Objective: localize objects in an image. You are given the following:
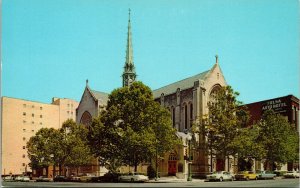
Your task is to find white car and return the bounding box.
[284,171,299,178]
[206,171,234,182]
[118,172,149,182]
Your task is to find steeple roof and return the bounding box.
[124,8,135,72]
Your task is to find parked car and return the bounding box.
[53,175,67,182]
[66,176,81,182]
[256,170,276,180]
[14,176,23,181]
[99,172,122,182]
[36,176,53,182]
[3,175,14,181]
[15,176,30,181]
[235,171,258,181]
[21,176,30,182]
[206,171,234,182]
[284,171,300,178]
[79,173,96,182]
[118,172,149,182]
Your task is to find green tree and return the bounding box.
[61,119,92,176]
[88,81,180,172]
[256,110,299,170]
[27,120,92,176]
[27,128,62,176]
[206,85,249,170]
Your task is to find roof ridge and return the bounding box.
[153,70,210,91]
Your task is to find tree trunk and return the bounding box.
[59,164,61,175]
[53,165,56,177]
[134,163,138,172]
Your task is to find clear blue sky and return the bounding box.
[2,0,299,104]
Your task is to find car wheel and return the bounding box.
[219,177,223,182]
[255,176,258,180]
[246,177,249,181]
[131,178,134,182]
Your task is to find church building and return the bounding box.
[76,10,232,178]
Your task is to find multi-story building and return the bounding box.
[244,95,299,171]
[1,96,79,175]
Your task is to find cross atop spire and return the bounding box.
[122,9,136,87]
[128,8,131,22]
[215,54,219,64]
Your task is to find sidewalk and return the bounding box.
[148,176,205,183]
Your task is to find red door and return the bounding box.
[168,161,177,176]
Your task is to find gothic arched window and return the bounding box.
[80,111,92,127]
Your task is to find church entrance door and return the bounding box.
[168,161,177,176]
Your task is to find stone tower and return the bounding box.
[122,9,136,87]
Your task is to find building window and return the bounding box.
[67,111,69,114]
[40,115,42,118]
[39,122,42,125]
[23,129,26,132]
[40,106,43,110]
[23,120,26,124]
[23,112,26,116]
[32,130,34,133]
[32,113,34,117]
[23,146,26,149]
[23,104,26,108]
[23,137,26,141]
[190,103,193,127]
[22,154,26,158]
[184,104,188,129]
[71,112,73,115]
[32,105,35,108]
[22,163,26,167]
[32,121,34,124]
[172,107,175,128]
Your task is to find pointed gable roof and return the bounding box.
[152,70,210,98]
[90,89,109,104]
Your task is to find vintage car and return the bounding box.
[206,171,234,182]
[235,171,258,181]
[118,172,149,182]
[256,170,276,180]
[284,171,300,178]
[36,176,53,182]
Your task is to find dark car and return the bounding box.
[53,175,67,182]
[99,172,122,182]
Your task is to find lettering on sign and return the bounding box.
[262,99,287,113]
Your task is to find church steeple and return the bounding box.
[122,8,136,87]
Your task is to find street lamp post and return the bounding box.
[155,139,158,181]
[187,134,192,181]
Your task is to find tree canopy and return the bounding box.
[27,119,91,176]
[256,110,299,170]
[88,81,180,172]
[206,85,249,170]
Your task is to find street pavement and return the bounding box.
[1,177,299,187]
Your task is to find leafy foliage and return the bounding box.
[27,119,91,175]
[256,110,299,170]
[206,86,249,168]
[88,81,180,171]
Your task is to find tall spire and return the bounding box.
[122,8,136,87]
